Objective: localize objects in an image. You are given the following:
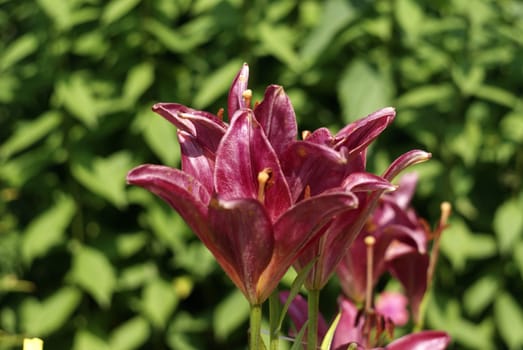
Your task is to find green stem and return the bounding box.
[269,292,280,350]
[307,289,321,350]
[250,304,263,350]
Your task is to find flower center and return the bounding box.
[242,89,252,109]
[257,168,273,203]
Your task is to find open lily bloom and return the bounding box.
[337,173,447,322]
[285,107,432,289]
[127,64,360,305]
[281,293,450,350]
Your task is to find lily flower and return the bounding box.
[283,106,432,290]
[280,293,450,350]
[337,173,451,323]
[127,65,360,305]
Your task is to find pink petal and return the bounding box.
[208,196,274,304]
[126,164,211,241]
[375,291,409,326]
[214,109,292,222]
[228,63,249,118]
[178,131,215,193]
[254,85,298,157]
[386,331,451,350]
[382,150,431,182]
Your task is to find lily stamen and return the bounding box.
[302,130,311,140]
[364,235,376,313]
[257,168,272,203]
[217,108,224,121]
[242,89,253,109]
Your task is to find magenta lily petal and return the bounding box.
[331,298,365,350]
[214,109,292,222]
[208,196,274,302]
[178,131,215,193]
[386,244,429,324]
[254,84,298,157]
[386,331,451,350]
[152,102,227,153]
[282,141,356,201]
[375,291,409,326]
[126,164,211,241]
[382,150,431,181]
[228,62,249,117]
[334,107,396,155]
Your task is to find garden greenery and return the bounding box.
[1,0,522,349]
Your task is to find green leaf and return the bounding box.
[71,151,133,208]
[55,74,99,128]
[338,59,391,122]
[396,84,455,108]
[300,0,356,66]
[276,258,316,334]
[500,112,523,143]
[109,316,150,350]
[192,59,243,109]
[320,312,341,350]
[144,17,214,54]
[69,245,117,308]
[213,289,250,340]
[141,278,178,329]
[21,195,76,266]
[73,329,110,350]
[0,34,39,71]
[0,111,62,160]
[493,198,523,255]
[21,286,82,336]
[133,107,180,166]
[395,0,425,41]
[123,62,155,105]
[117,263,158,291]
[36,0,73,31]
[289,320,308,350]
[473,85,519,108]
[102,0,141,24]
[494,292,523,349]
[514,241,523,280]
[463,275,498,317]
[440,218,496,271]
[258,23,300,70]
[114,232,148,259]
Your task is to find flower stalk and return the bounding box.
[307,288,321,350]
[250,304,263,350]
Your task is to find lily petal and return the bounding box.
[254,85,298,157]
[152,102,227,153]
[228,63,250,118]
[334,107,395,154]
[126,164,211,240]
[258,192,358,302]
[282,141,355,201]
[208,196,274,303]
[386,331,451,350]
[178,131,215,193]
[215,109,292,221]
[382,150,431,181]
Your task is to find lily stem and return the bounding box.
[307,288,321,350]
[269,292,280,350]
[249,304,263,350]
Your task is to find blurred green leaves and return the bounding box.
[1,0,523,349]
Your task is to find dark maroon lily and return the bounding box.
[127,64,359,305]
[283,107,432,290]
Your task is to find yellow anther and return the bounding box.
[302,130,312,140]
[217,108,224,120]
[257,168,272,203]
[242,89,253,108]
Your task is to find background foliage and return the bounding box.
[1,0,522,349]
